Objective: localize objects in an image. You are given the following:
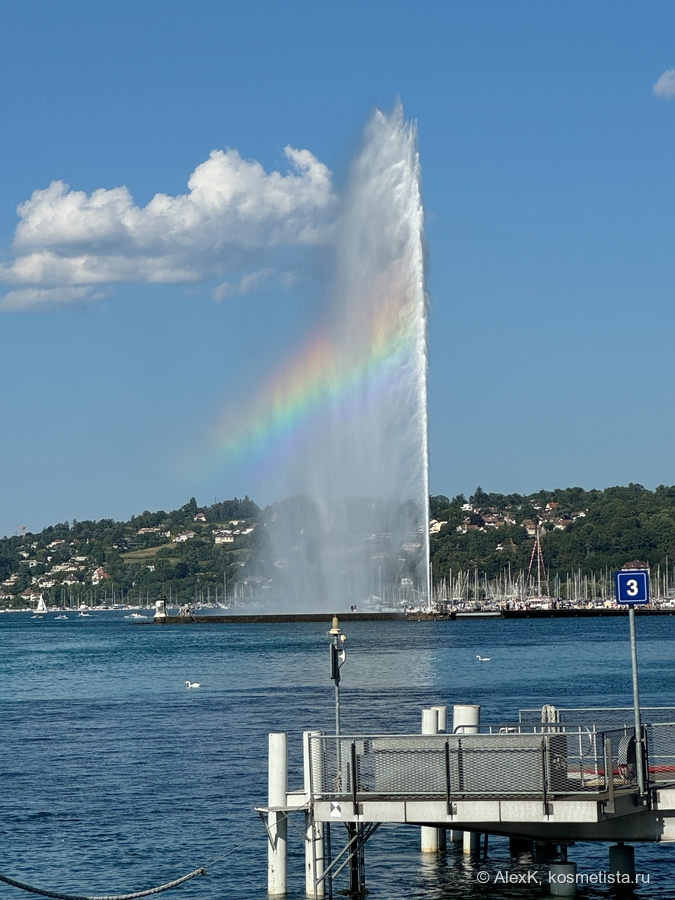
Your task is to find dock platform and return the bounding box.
[261,705,675,896]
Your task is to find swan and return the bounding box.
[185,681,201,689]
[476,655,491,662]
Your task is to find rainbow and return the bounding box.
[211,278,419,473]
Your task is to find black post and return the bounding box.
[351,742,359,815]
[444,740,452,813]
[347,742,365,894]
[324,822,333,900]
[347,822,366,896]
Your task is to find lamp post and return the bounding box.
[328,615,364,894]
[329,616,346,736]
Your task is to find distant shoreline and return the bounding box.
[5,607,673,624]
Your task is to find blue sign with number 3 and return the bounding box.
[615,570,650,605]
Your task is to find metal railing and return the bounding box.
[519,706,675,727]
[308,727,639,803]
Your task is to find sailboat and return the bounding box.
[31,595,47,618]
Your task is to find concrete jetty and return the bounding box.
[152,611,405,624]
[148,597,675,624]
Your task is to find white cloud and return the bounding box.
[0,286,106,312]
[0,146,336,311]
[212,268,273,302]
[653,69,675,99]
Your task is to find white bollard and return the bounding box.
[549,862,577,896]
[452,704,480,734]
[422,707,438,734]
[303,731,324,897]
[431,705,448,733]
[268,732,288,895]
[421,709,439,852]
[451,705,479,849]
[609,843,635,886]
[463,830,480,856]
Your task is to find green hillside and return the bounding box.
[0,496,259,608]
[430,483,675,589]
[2,483,675,608]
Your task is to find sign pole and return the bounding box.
[628,605,645,797]
[615,568,649,800]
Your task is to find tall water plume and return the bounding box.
[257,105,430,610]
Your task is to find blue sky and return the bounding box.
[2,1,675,536]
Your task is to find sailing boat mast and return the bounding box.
[526,523,547,596]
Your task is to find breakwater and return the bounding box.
[409,607,675,620]
[150,608,675,624]
[152,611,405,624]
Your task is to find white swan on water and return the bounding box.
[185,680,201,689]
[476,655,491,662]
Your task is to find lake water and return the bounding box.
[1,612,674,899]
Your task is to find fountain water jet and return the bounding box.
[260,105,430,611]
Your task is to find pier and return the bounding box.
[148,598,675,624]
[260,704,675,896]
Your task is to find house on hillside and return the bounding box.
[482,515,505,529]
[92,567,111,585]
[553,517,573,531]
[429,519,447,534]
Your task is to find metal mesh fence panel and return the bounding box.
[646,723,675,783]
[453,735,545,796]
[307,730,635,800]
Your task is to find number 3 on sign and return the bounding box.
[615,570,650,605]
